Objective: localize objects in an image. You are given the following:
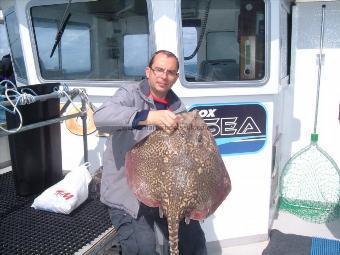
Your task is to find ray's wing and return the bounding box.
[125,131,167,207]
[187,128,232,220]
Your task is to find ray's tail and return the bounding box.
[167,210,180,255]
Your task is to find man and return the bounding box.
[94,50,207,255]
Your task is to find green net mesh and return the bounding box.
[279,140,340,223]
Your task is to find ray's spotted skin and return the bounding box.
[126,110,231,255]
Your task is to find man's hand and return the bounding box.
[139,110,179,133]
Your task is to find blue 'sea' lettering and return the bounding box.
[204,116,261,137]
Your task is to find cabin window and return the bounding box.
[0,24,9,59]
[0,23,10,124]
[30,0,150,81]
[183,27,198,78]
[123,34,149,76]
[181,0,266,84]
[4,10,28,83]
[33,19,91,77]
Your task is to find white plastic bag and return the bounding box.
[31,162,92,214]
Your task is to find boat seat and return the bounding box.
[199,59,239,81]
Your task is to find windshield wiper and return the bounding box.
[50,0,72,58]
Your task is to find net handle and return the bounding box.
[314,5,326,134]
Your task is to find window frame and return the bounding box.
[26,0,155,87]
[177,0,271,88]
[4,8,28,84]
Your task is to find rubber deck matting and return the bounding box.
[263,229,340,255]
[0,171,113,254]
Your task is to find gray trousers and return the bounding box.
[108,205,207,255]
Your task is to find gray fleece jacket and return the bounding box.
[93,79,186,218]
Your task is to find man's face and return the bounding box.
[145,53,179,98]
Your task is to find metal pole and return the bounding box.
[59,89,81,115]
[0,91,61,107]
[1,87,90,163]
[80,92,89,163]
[0,113,80,137]
[313,5,326,134]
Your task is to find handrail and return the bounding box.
[0,88,89,163]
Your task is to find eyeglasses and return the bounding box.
[150,66,178,78]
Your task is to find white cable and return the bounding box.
[0,85,92,134]
[20,93,36,105]
[60,90,84,113]
[0,88,23,133]
[0,79,17,90]
[59,87,92,115]
[54,85,85,113]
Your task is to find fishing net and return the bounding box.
[279,5,340,224]
[280,134,340,223]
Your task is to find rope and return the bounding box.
[0,88,23,133]
[54,84,83,113]
[0,82,93,134]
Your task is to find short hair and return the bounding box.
[148,50,179,71]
